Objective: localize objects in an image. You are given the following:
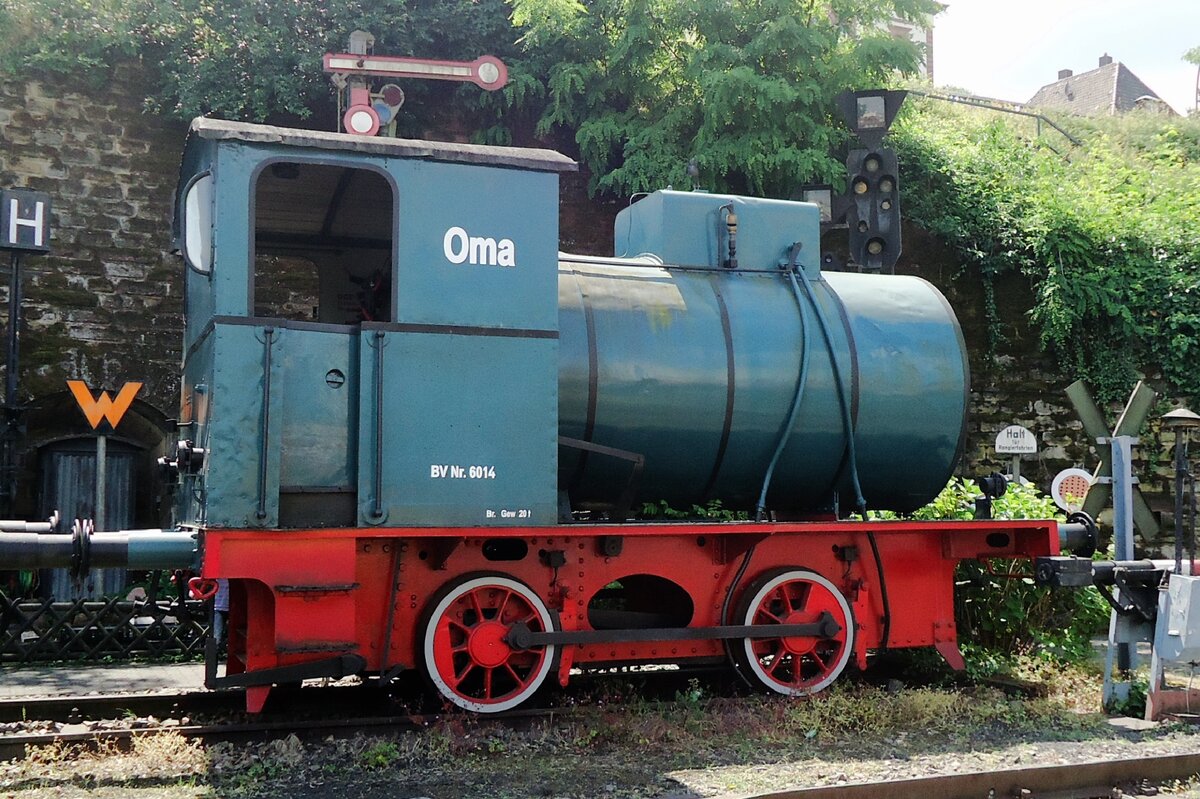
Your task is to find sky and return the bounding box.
[932,0,1200,115]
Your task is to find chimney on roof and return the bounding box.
[1099,53,1113,67]
[1058,69,1073,80]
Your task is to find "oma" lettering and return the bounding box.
[443,226,516,267]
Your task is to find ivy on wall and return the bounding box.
[893,100,1200,402]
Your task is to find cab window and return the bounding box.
[253,162,394,323]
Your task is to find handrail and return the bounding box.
[908,89,1082,150]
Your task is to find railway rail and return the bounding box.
[0,660,736,725]
[0,711,434,761]
[0,682,399,726]
[741,753,1200,798]
[0,693,570,761]
[0,689,239,725]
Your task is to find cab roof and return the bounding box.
[188,117,578,173]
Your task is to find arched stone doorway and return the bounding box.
[16,390,172,599]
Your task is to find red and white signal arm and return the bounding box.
[327,54,508,136]
[1,189,52,252]
[323,53,508,92]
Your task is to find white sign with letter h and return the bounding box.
[0,189,52,252]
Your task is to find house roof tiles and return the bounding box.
[1027,60,1171,116]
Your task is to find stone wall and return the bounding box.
[897,227,1196,555]
[0,66,187,412]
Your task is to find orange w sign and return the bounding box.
[67,381,142,430]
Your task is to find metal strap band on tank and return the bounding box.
[567,269,600,492]
[823,276,863,500]
[926,277,971,495]
[702,278,737,502]
[830,290,860,426]
[255,328,275,521]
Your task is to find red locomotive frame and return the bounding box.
[198,518,1061,712]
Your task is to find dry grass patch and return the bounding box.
[0,732,208,794]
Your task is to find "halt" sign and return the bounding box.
[995,424,1037,454]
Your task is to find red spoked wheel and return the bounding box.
[421,574,557,713]
[732,568,855,696]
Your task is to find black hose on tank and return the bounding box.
[754,247,812,521]
[866,530,892,650]
[784,242,868,515]
[720,543,758,678]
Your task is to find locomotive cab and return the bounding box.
[172,119,574,531]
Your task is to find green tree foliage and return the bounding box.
[0,0,522,126]
[2,0,937,187]
[510,0,939,196]
[894,100,1200,401]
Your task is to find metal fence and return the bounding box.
[0,590,209,663]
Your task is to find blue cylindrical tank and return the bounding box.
[557,257,968,515]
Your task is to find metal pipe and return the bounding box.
[1089,560,1162,586]
[1189,470,1196,578]
[1111,436,1136,561]
[0,528,197,571]
[2,251,22,516]
[256,328,275,520]
[907,89,1081,148]
[0,520,55,533]
[0,532,74,568]
[1174,430,1186,575]
[371,330,385,518]
[6,251,20,411]
[95,434,107,532]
